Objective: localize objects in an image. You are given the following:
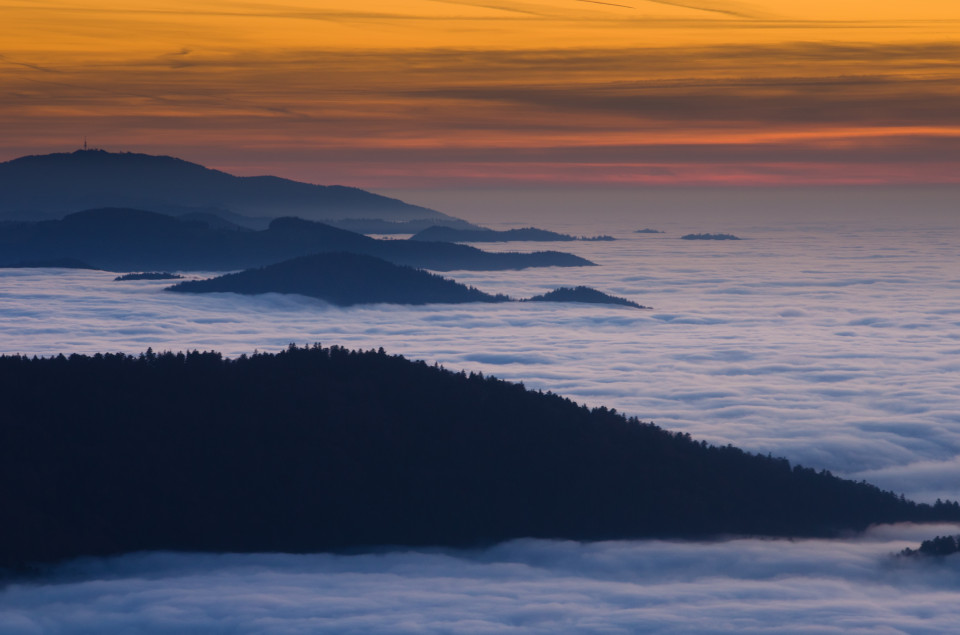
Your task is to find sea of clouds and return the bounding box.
[1,206,958,630]
[3,524,960,633]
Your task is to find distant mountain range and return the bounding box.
[0,208,593,271]
[0,149,463,227]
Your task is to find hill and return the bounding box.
[681,233,741,240]
[524,286,648,309]
[0,208,594,272]
[1,345,957,569]
[0,149,459,226]
[168,253,509,306]
[169,258,644,308]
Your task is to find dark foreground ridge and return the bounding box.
[0,208,593,271]
[2,345,958,570]
[168,253,510,306]
[524,286,648,309]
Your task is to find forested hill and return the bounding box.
[168,253,509,306]
[2,346,957,569]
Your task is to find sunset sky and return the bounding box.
[3,0,960,188]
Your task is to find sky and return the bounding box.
[3,1,960,189]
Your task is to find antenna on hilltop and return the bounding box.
[83,136,88,151]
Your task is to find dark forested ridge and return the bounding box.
[0,208,593,272]
[168,253,509,306]
[0,149,456,225]
[524,286,649,309]
[2,345,957,570]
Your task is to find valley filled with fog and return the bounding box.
[2,206,959,631]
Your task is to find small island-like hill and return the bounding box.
[524,286,649,309]
[167,252,509,306]
[635,228,664,234]
[899,533,960,558]
[114,272,185,281]
[681,233,741,240]
[167,254,645,309]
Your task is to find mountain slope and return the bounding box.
[1,345,957,569]
[0,149,454,224]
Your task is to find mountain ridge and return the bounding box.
[0,149,457,225]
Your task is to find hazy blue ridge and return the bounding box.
[0,208,594,271]
[0,149,456,224]
[1,345,958,571]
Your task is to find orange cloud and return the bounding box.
[2,1,960,186]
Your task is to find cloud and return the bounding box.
[5,42,960,187]
[2,526,960,633]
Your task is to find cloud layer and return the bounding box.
[2,203,960,630]
[3,525,960,633]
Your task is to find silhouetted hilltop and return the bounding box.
[168,257,647,308]
[1,345,957,569]
[635,228,664,234]
[900,533,960,558]
[115,272,184,281]
[411,225,616,243]
[681,233,741,240]
[168,253,509,306]
[0,149,459,225]
[0,208,594,271]
[525,286,648,309]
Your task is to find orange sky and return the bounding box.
[3,0,960,187]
